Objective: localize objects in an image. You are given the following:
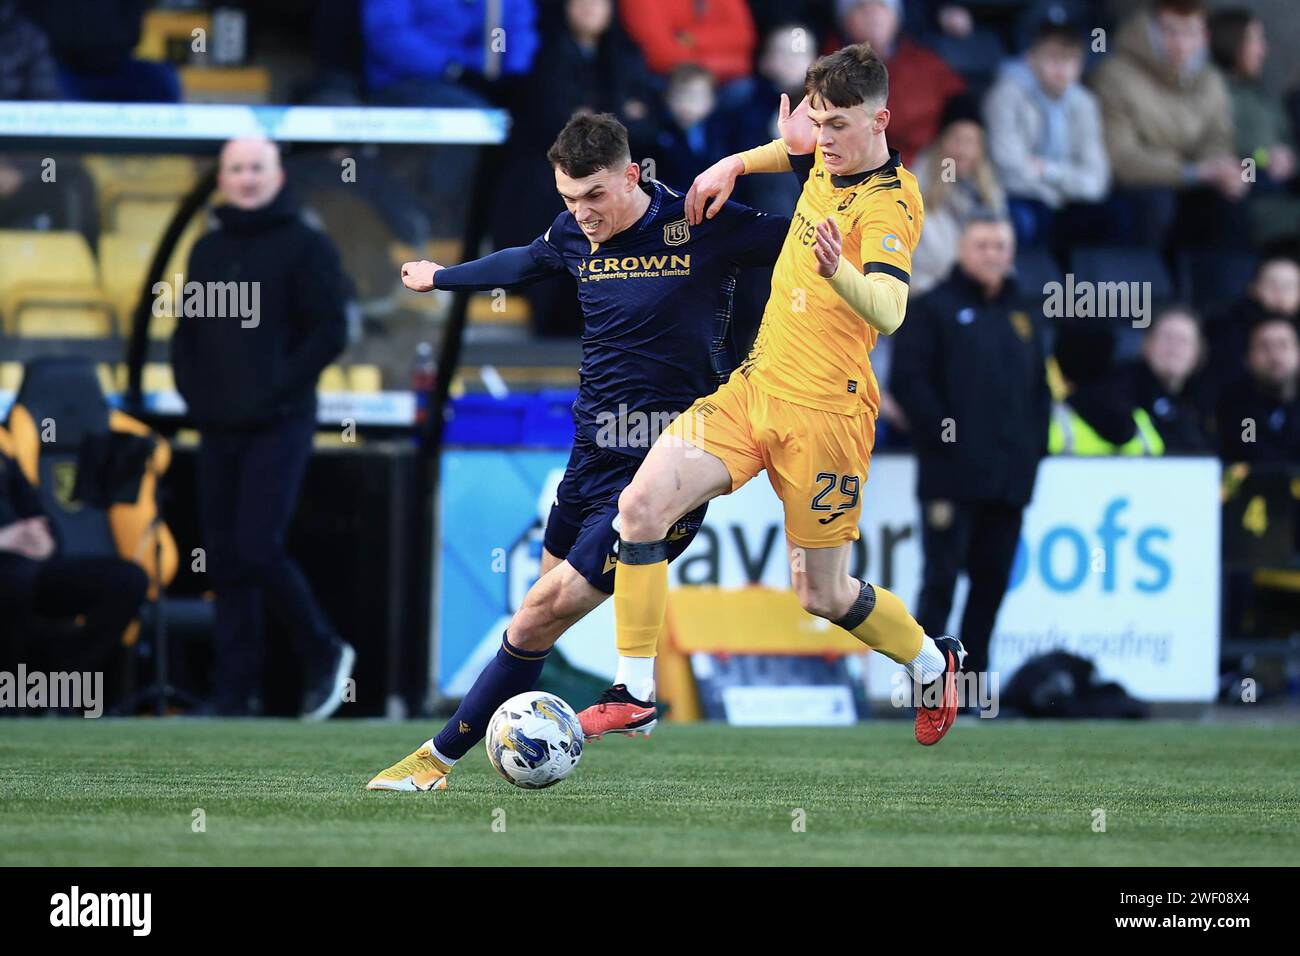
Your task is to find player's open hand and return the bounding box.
[685,155,742,225]
[778,94,817,156]
[401,259,442,293]
[813,217,842,278]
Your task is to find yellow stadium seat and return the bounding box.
[347,365,383,393]
[134,10,211,61]
[141,363,175,392]
[0,362,23,391]
[99,217,207,337]
[0,230,113,337]
[96,363,122,394]
[177,65,272,104]
[389,238,463,268]
[113,198,179,238]
[468,292,530,325]
[11,306,114,337]
[318,365,347,391]
[82,155,199,232]
[98,233,156,331]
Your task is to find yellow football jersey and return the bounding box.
[744,146,924,417]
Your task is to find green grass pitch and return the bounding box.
[1,719,1296,866]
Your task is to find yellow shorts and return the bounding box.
[666,369,875,549]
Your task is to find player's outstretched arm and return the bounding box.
[401,245,557,293]
[685,94,816,225]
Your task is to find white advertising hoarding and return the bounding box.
[440,453,1221,703]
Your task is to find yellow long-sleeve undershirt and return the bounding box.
[826,257,909,335]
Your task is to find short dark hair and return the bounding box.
[1032,20,1084,49]
[1249,313,1299,343]
[1254,254,1300,280]
[963,209,1012,231]
[666,62,713,90]
[1154,0,1205,17]
[804,43,888,110]
[547,112,631,179]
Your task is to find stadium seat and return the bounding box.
[82,155,199,231]
[1068,245,1172,360]
[319,365,348,391]
[0,362,22,392]
[98,234,157,333]
[99,219,204,338]
[0,231,114,337]
[348,365,383,393]
[134,8,211,61]
[1068,245,1175,303]
[1014,246,1064,300]
[141,363,176,393]
[469,293,531,326]
[112,198,180,239]
[96,363,122,395]
[178,65,272,104]
[4,357,177,594]
[1176,248,1259,314]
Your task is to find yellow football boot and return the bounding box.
[366,742,452,792]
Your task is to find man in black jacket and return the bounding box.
[1216,316,1300,463]
[890,215,1050,682]
[171,137,354,718]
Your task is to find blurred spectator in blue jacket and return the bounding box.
[984,20,1110,252]
[19,0,179,102]
[0,0,60,100]
[648,64,728,190]
[362,0,539,235]
[362,0,539,104]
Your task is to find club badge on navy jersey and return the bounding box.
[663,219,690,246]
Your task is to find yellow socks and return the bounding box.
[834,581,924,665]
[613,539,670,660]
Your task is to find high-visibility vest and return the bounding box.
[1047,403,1166,456]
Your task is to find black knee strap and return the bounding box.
[834,580,876,630]
[618,538,669,565]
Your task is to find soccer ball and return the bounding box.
[485,691,584,789]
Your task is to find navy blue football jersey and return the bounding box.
[437,180,789,456]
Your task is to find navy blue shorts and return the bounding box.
[543,434,707,594]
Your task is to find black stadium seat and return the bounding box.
[1068,245,1175,303]
[1176,248,1260,314]
[1014,245,1064,301]
[3,357,177,584]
